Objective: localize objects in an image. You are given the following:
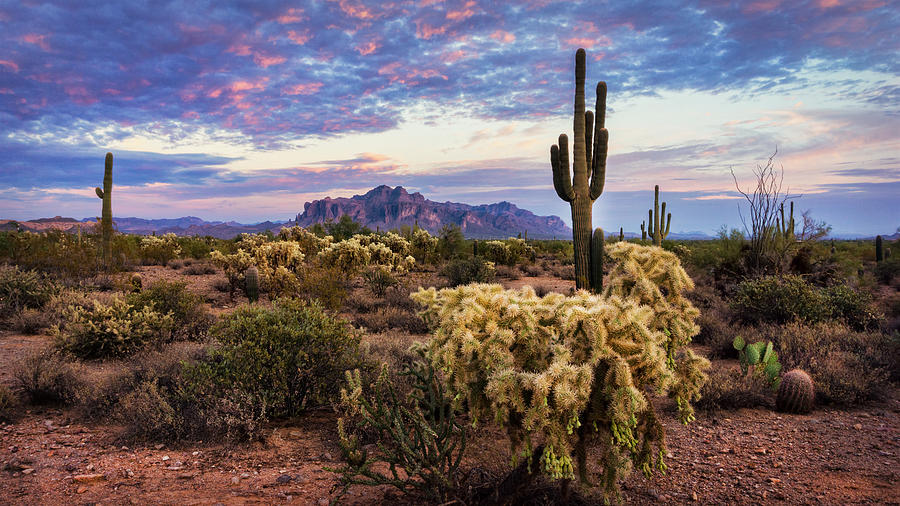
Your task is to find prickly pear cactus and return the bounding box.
[733,337,782,389]
[776,369,814,414]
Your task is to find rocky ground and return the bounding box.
[1,264,898,505]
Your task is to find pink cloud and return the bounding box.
[276,8,305,23]
[64,85,98,105]
[741,0,781,14]
[356,41,379,55]
[0,60,19,72]
[255,55,286,67]
[21,33,51,51]
[284,82,324,95]
[490,30,515,43]
[287,30,311,45]
[227,43,253,56]
[336,0,377,19]
[415,21,446,40]
[446,1,476,21]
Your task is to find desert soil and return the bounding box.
[1,266,898,504]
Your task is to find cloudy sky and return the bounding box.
[1,0,897,235]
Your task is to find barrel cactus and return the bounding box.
[776,369,814,414]
[244,265,259,303]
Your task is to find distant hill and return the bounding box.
[291,185,571,239]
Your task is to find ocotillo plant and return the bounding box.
[640,220,647,242]
[777,201,795,241]
[647,185,671,246]
[550,48,608,291]
[95,152,114,266]
[876,235,883,262]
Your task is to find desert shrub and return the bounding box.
[439,257,496,287]
[295,264,347,310]
[183,262,217,275]
[333,347,466,503]
[522,263,544,277]
[821,284,881,330]
[127,281,213,341]
[731,275,827,325]
[168,259,184,270]
[176,236,215,259]
[0,265,57,318]
[0,230,104,278]
[874,257,900,285]
[9,308,54,334]
[362,266,398,297]
[354,306,428,334]
[773,322,897,405]
[185,298,365,418]
[139,233,182,265]
[117,380,179,440]
[696,366,773,411]
[13,349,86,404]
[0,384,19,422]
[54,296,174,359]
[437,224,466,259]
[731,275,881,329]
[412,243,709,499]
[324,215,372,242]
[495,264,520,280]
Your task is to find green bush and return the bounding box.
[696,366,773,411]
[185,298,365,418]
[439,257,496,287]
[0,265,57,318]
[731,275,881,329]
[54,296,174,359]
[875,257,900,285]
[362,266,398,297]
[127,281,213,341]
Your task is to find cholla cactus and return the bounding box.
[278,226,333,255]
[236,233,270,251]
[253,241,305,295]
[410,228,439,262]
[318,235,415,274]
[140,233,182,265]
[412,242,708,499]
[211,249,255,296]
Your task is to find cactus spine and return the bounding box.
[876,235,883,262]
[777,201,795,241]
[776,369,814,414]
[244,265,259,303]
[550,48,608,292]
[95,152,114,266]
[647,185,671,246]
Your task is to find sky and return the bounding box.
[0,0,898,236]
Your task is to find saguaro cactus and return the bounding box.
[876,235,884,262]
[647,185,671,246]
[640,221,647,242]
[777,201,795,241]
[550,48,608,291]
[618,227,624,242]
[95,152,114,265]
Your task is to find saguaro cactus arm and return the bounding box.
[551,137,575,202]
[590,83,608,200]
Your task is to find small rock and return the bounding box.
[773,461,782,468]
[231,476,241,485]
[276,474,292,484]
[76,486,87,494]
[853,423,862,430]
[161,455,170,462]
[73,473,106,483]
[322,452,333,461]
[317,498,329,506]
[692,492,698,501]
[754,448,767,455]
[176,472,196,480]
[767,477,782,484]
[22,468,35,475]
[295,473,310,484]
[154,443,165,450]
[241,472,251,478]
[192,451,200,456]
[85,464,95,472]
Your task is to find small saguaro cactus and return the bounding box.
[776,369,814,414]
[591,227,604,290]
[876,235,883,262]
[95,152,114,265]
[640,220,647,242]
[550,48,608,292]
[776,201,795,241]
[647,185,671,246]
[619,227,624,242]
[244,265,259,303]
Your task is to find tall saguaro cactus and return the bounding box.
[95,152,114,265]
[551,48,607,291]
[876,235,884,262]
[640,220,647,242]
[777,201,795,241]
[647,185,671,246]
